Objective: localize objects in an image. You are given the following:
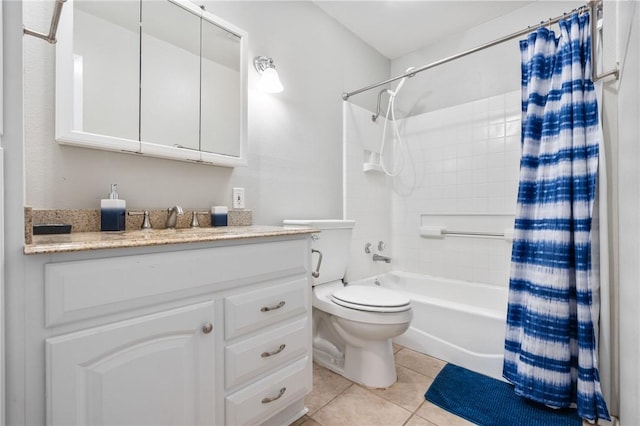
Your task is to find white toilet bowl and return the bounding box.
[312,281,412,388]
[283,219,412,388]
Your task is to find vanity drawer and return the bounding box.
[225,357,311,426]
[225,317,309,389]
[224,278,308,340]
[45,239,308,327]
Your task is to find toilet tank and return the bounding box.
[283,219,355,285]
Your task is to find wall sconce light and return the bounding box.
[254,56,284,93]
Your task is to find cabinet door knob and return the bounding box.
[202,323,213,334]
[260,301,285,312]
[261,344,286,358]
[261,387,286,404]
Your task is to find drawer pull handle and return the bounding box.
[202,323,213,334]
[260,301,285,312]
[261,344,286,358]
[261,387,286,404]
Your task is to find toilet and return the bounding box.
[283,219,412,388]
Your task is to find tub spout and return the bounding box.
[373,254,391,263]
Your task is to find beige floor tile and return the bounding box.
[311,385,412,426]
[404,414,437,426]
[296,416,323,426]
[395,348,446,379]
[366,365,434,412]
[290,414,313,426]
[393,343,403,353]
[305,362,353,415]
[415,401,476,426]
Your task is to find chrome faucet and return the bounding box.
[165,206,184,229]
[373,253,391,263]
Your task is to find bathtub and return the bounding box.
[349,271,508,381]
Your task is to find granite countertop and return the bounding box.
[24,225,317,255]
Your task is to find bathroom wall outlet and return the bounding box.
[232,187,245,209]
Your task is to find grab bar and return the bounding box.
[443,230,505,237]
[420,226,514,241]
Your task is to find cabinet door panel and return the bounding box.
[46,301,215,426]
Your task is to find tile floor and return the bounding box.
[292,344,595,426]
[292,345,474,426]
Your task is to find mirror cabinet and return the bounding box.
[56,0,248,166]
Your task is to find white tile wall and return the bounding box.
[345,90,522,287]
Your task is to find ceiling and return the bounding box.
[314,1,536,59]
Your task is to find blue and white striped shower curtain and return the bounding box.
[502,12,610,422]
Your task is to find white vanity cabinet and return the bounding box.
[28,234,313,426]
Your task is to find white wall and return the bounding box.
[22,1,389,225]
[4,2,26,424]
[0,2,5,421]
[615,1,640,424]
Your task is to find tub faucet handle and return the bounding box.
[365,243,372,254]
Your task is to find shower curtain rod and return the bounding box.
[342,0,618,101]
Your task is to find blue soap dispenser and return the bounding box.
[211,206,228,227]
[101,184,126,231]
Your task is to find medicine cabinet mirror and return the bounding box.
[56,0,247,166]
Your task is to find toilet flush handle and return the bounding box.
[311,249,323,278]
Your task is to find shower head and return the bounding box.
[390,66,416,97]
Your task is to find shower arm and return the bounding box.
[372,89,394,122]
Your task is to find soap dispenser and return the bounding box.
[101,184,126,231]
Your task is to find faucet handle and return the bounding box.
[190,211,209,228]
[128,210,152,229]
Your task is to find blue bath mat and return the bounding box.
[425,364,582,426]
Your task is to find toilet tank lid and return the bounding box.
[283,219,355,229]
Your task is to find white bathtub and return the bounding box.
[349,271,508,380]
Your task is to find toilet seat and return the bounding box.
[331,285,411,313]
